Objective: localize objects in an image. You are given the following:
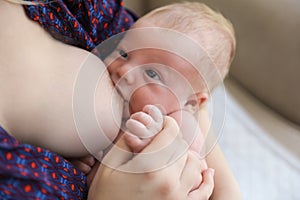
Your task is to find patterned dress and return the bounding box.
[0,126,87,200]
[24,0,136,52]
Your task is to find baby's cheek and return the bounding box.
[128,85,181,115]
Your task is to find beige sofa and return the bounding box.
[124,1,300,199]
[124,0,300,125]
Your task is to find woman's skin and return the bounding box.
[0,1,90,156]
[0,1,123,157]
[198,107,243,200]
[0,1,216,199]
[89,117,215,200]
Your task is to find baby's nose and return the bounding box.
[116,65,135,84]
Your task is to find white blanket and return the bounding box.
[212,78,300,200]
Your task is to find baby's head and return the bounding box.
[105,2,235,117]
[135,2,236,81]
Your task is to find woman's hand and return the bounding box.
[88,117,214,200]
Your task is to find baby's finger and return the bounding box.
[72,160,91,175]
[124,133,151,152]
[142,105,163,134]
[143,105,163,123]
[126,118,153,138]
[130,111,153,126]
[79,155,96,166]
[121,117,186,172]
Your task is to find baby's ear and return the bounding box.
[184,92,209,114]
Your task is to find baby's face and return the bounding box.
[105,45,203,117]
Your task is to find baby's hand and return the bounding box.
[69,155,96,175]
[69,151,103,174]
[124,105,163,152]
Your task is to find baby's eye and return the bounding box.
[119,49,128,59]
[145,69,161,80]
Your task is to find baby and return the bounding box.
[105,1,235,155]
[76,1,235,184]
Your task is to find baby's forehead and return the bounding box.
[157,48,221,91]
[118,28,219,88]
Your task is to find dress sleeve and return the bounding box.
[23,0,135,51]
[0,127,87,200]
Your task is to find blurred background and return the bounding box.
[124,1,300,200]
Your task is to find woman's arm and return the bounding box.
[206,144,242,199]
[198,106,243,200]
[88,116,215,200]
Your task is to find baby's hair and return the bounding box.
[138,1,236,82]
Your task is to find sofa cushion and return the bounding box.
[203,0,300,125]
